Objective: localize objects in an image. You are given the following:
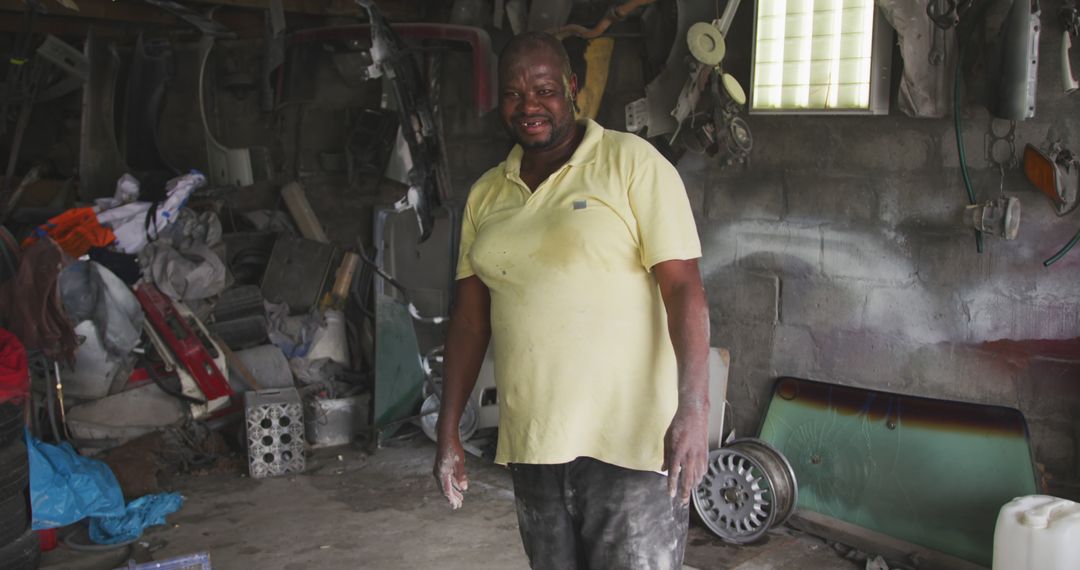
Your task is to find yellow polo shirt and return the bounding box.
[456,119,701,471]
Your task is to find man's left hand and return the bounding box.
[662,402,709,506]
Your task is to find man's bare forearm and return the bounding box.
[654,260,711,412]
[668,287,710,411]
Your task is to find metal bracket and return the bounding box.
[36,35,88,81]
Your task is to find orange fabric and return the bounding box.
[21,207,115,258]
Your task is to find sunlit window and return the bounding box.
[751,0,890,113]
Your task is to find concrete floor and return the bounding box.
[40,438,858,570]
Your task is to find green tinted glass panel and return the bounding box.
[374,294,425,432]
[759,378,1038,566]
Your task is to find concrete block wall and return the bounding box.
[688,57,1080,488]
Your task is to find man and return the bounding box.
[433,31,710,569]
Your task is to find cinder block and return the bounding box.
[783,172,876,225]
[245,388,306,479]
[878,171,965,229]
[710,317,775,372]
[722,364,776,437]
[700,224,738,275]
[770,324,818,378]
[986,252,1039,294]
[821,227,916,283]
[780,278,866,332]
[705,268,779,324]
[915,232,991,287]
[744,117,836,171]
[813,329,917,390]
[1015,358,1080,421]
[939,106,993,169]
[735,221,822,278]
[706,171,784,222]
[900,343,1018,405]
[864,284,966,344]
[1026,420,1076,482]
[830,123,932,172]
[964,295,1080,343]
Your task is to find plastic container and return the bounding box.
[35,528,57,552]
[118,552,212,569]
[993,495,1080,570]
[304,393,369,448]
[306,310,348,366]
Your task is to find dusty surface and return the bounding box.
[40,438,856,570]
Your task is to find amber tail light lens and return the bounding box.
[1024,144,1061,204]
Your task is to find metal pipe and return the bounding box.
[954,43,985,254]
[717,0,742,36]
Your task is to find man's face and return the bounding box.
[498,48,578,151]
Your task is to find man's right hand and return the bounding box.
[433,436,469,509]
[432,276,490,511]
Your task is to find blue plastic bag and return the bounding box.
[27,432,185,544]
[27,431,125,530]
[89,492,185,544]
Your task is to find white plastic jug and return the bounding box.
[993,495,1080,570]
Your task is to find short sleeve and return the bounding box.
[626,146,702,269]
[455,202,477,280]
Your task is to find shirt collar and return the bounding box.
[504,119,603,179]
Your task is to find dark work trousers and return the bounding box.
[509,457,689,570]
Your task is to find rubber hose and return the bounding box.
[953,43,985,254]
[1044,226,1080,266]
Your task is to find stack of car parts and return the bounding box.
[692,437,798,543]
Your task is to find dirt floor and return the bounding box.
[39,437,859,570]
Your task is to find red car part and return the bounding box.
[134,283,233,404]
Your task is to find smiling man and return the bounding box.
[433,32,710,569]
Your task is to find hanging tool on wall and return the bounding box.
[1063,0,1080,93]
[666,0,753,168]
[1023,140,1080,266]
[986,0,1042,120]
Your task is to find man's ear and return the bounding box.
[568,73,579,101]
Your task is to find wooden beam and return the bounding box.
[0,12,141,38]
[183,0,426,20]
[0,0,431,35]
[0,0,177,25]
